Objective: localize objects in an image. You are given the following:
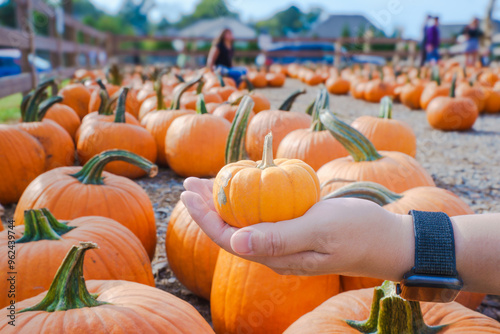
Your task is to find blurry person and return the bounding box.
[463,18,484,66]
[420,15,432,67]
[425,16,440,65]
[207,28,247,84]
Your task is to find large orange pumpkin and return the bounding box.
[165,94,231,177]
[0,125,46,204]
[276,88,348,170]
[245,89,311,161]
[0,208,154,308]
[77,88,157,178]
[323,181,485,310]
[14,150,158,259]
[214,132,320,228]
[0,243,214,333]
[284,281,500,333]
[317,108,435,196]
[400,82,425,110]
[351,96,417,157]
[212,249,341,334]
[455,82,488,113]
[17,82,75,170]
[59,83,91,119]
[44,103,81,138]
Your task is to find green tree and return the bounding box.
[0,0,16,28]
[255,6,322,37]
[341,24,351,38]
[119,0,155,35]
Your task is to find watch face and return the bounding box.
[399,275,463,303]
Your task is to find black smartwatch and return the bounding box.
[396,210,463,302]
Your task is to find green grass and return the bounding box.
[0,94,22,123]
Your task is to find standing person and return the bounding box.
[425,16,440,65]
[207,28,247,85]
[419,15,432,67]
[463,18,484,67]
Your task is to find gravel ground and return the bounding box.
[2,78,499,324]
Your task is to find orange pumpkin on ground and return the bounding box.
[181,80,223,110]
[206,73,238,100]
[455,82,488,113]
[284,281,500,333]
[326,76,350,95]
[245,89,310,161]
[352,96,417,157]
[363,78,394,103]
[138,71,175,121]
[317,108,435,196]
[0,243,214,333]
[77,88,157,178]
[483,88,500,113]
[59,83,91,119]
[14,150,158,260]
[228,77,271,112]
[212,249,340,334]
[166,94,231,177]
[0,208,154,308]
[420,79,451,110]
[0,125,45,204]
[276,89,348,171]
[248,71,268,88]
[266,72,286,87]
[400,82,425,110]
[44,103,81,138]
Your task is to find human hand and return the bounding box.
[181,177,414,281]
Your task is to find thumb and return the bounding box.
[230,218,315,257]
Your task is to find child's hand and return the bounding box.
[181,177,414,281]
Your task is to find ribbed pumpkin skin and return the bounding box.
[484,89,500,113]
[340,186,485,310]
[456,84,487,112]
[166,201,220,300]
[0,126,46,204]
[17,119,75,171]
[166,114,231,177]
[283,287,500,333]
[143,110,195,166]
[351,116,417,157]
[0,216,154,308]
[211,250,341,334]
[59,84,91,119]
[318,151,436,196]
[44,103,81,138]
[0,280,214,334]
[77,122,157,178]
[276,129,349,171]
[214,158,320,228]
[326,77,350,95]
[87,85,140,118]
[13,167,157,259]
[426,97,479,131]
[420,82,450,110]
[400,83,425,110]
[212,104,255,123]
[75,111,140,143]
[245,111,312,161]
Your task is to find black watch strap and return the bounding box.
[408,210,458,277]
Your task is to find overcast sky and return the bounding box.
[89,0,496,38]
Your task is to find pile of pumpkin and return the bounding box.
[1,64,499,333]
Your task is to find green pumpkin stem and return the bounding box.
[19,242,108,313]
[196,80,205,95]
[225,95,254,164]
[305,99,315,116]
[175,73,185,83]
[170,74,203,110]
[22,78,57,122]
[450,73,457,98]
[378,96,393,119]
[323,181,403,205]
[217,72,226,87]
[196,94,208,114]
[346,281,447,334]
[114,88,128,123]
[278,89,306,111]
[70,149,158,185]
[319,108,383,162]
[311,89,329,131]
[155,72,166,111]
[432,66,441,86]
[257,133,276,169]
[241,76,254,92]
[16,209,75,243]
[37,96,63,120]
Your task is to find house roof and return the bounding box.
[176,17,256,40]
[309,14,382,39]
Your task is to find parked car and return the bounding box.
[0,49,52,78]
[264,41,386,66]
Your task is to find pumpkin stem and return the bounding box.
[346,281,447,334]
[241,76,254,92]
[196,94,208,114]
[305,99,315,116]
[175,73,185,83]
[278,89,306,111]
[257,133,276,168]
[170,74,203,110]
[37,96,63,120]
[155,69,168,111]
[70,149,158,185]
[450,73,457,98]
[432,66,441,86]
[114,88,128,123]
[106,63,123,86]
[22,78,57,122]
[378,96,393,119]
[196,80,205,95]
[216,71,226,87]
[225,95,254,164]
[18,242,108,313]
[319,108,383,162]
[311,89,328,132]
[16,209,76,244]
[323,181,403,206]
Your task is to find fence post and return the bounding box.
[16,0,37,92]
[363,30,373,54]
[334,39,343,68]
[408,41,417,67]
[48,14,62,71]
[392,38,404,65]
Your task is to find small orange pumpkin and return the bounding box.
[59,83,91,119]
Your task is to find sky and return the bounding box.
[89,0,496,38]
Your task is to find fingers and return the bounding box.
[183,177,215,210]
[230,217,322,257]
